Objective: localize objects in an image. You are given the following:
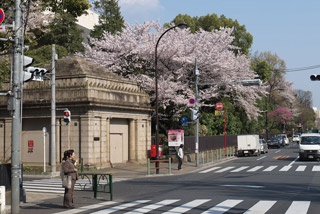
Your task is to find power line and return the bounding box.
[285,64,320,72]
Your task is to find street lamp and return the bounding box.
[155,23,187,174]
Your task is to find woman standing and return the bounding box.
[178,144,184,170]
[63,149,78,209]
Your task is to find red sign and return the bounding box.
[28,140,34,153]
[189,98,195,105]
[0,9,5,25]
[216,102,223,110]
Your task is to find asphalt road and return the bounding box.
[22,142,320,213]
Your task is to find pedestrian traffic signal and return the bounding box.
[64,109,71,125]
[310,74,320,81]
[22,56,34,82]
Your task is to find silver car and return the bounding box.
[259,139,269,154]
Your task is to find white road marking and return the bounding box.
[220,185,264,189]
[215,166,235,173]
[296,165,307,171]
[202,199,243,214]
[247,166,264,172]
[285,201,310,214]
[244,200,277,214]
[257,156,266,161]
[125,199,179,214]
[230,166,250,172]
[275,150,281,153]
[199,167,221,173]
[91,200,149,214]
[263,166,278,172]
[54,201,117,214]
[279,166,292,171]
[288,156,299,166]
[312,166,320,171]
[163,199,210,214]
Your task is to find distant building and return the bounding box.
[76,10,100,43]
[0,56,152,168]
[313,107,320,129]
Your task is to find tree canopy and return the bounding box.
[167,13,253,55]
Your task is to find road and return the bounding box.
[24,142,320,213]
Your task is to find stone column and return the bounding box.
[106,118,110,162]
[129,119,136,161]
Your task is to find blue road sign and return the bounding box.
[181,117,188,124]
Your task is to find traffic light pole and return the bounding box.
[195,58,199,167]
[12,0,23,212]
[51,44,56,173]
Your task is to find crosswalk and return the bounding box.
[23,177,129,194]
[53,198,314,214]
[199,165,320,174]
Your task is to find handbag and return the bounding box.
[62,174,72,189]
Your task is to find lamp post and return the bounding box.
[155,23,187,174]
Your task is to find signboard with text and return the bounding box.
[168,129,184,147]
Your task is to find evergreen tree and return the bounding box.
[90,0,125,39]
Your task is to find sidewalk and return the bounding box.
[7,157,236,214]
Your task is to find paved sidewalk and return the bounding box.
[6,157,236,214]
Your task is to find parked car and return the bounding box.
[278,134,289,146]
[299,133,320,161]
[267,138,281,148]
[276,136,285,147]
[259,139,269,154]
[293,135,300,143]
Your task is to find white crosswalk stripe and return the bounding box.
[263,166,278,171]
[285,201,310,214]
[125,199,179,214]
[230,166,249,172]
[247,166,264,172]
[23,177,128,194]
[201,199,243,214]
[215,166,235,173]
[244,200,276,214]
[163,199,210,214]
[199,164,320,174]
[52,198,312,214]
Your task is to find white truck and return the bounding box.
[237,135,261,156]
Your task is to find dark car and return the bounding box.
[267,138,281,148]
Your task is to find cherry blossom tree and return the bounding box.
[83,21,267,119]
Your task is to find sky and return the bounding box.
[116,0,320,109]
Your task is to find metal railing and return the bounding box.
[147,158,172,175]
[78,172,113,200]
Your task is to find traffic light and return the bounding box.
[310,75,320,81]
[22,56,34,82]
[191,109,198,121]
[27,67,48,81]
[22,55,48,82]
[64,109,71,125]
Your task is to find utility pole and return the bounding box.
[51,44,56,173]
[194,58,199,167]
[12,0,23,212]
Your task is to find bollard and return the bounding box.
[81,157,84,172]
[219,148,222,160]
[202,152,204,164]
[216,149,219,161]
[211,151,214,162]
[147,158,150,175]
[109,174,113,201]
[0,186,5,214]
[169,158,172,174]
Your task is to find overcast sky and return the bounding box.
[116,0,320,108]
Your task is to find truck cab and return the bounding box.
[299,133,320,161]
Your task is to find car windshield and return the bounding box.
[293,135,299,138]
[300,136,320,144]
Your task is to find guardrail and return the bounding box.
[200,146,236,164]
[0,186,5,214]
[78,172,113,200]
[147,158,172,175]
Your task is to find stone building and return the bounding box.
[0,55,152,168]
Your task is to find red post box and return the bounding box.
[150,145,163,158]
